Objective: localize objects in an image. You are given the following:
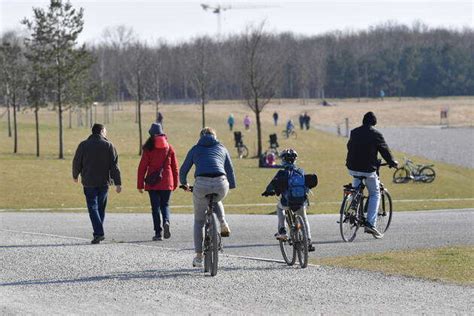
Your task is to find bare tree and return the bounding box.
[239,23,281,157]
[125,41,149,155]
[0,32,27,154]
[190,36,214,128]
[22,0,93,159]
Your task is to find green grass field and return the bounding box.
[312,246,474,285]
[1,100,473,213]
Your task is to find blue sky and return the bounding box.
[1,0,472,44]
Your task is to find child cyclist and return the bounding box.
[261,148,317,252]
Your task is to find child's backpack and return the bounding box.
[284,168,307,210]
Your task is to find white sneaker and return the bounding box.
[192,256,203,268]
[220,223,231,237]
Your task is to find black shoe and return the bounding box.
[152,235,163,241]
[308,243,315,252]
[163,222,171,239]
[275,227,288,240]
[91,236,105,244]
[364,225,384,239]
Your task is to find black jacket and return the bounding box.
[264,166,318,206]
[346,125,396,172]
[72,134,121,187]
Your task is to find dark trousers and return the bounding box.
[148,190,171,235]
[83,186,109,237]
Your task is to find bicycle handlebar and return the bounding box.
[179,184,193,192]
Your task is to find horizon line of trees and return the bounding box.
[1,0,473,159]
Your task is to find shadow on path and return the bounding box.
[1,265,287,287]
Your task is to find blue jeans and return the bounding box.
[83,186,109,237]
[348,170,380,227]
[148,190,171,235]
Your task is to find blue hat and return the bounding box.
[149,123,164,136]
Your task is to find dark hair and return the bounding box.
[362,112,377,126]
[142,136,154,151]
[92,123,105,135]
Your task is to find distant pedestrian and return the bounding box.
[157,112,163,125]
[137,123,179,241]
[227,114,235,131]
[73,124,122,244]
[380,89,385,101]
[304,112,311,130]
[299,113,305,130]
[273,111,279,126]
[244,115,251,130]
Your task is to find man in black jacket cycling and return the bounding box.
[346,112,397,239]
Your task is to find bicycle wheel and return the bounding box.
[376,190,393,233]
[204,213,219,276]
[279,223,296,266]
[393,168,409,183]
[294,215,309,268]
[241,145,249,158]
[281,130,289,139]
[291,131,297,139]
[237,147,243,159]
[339,193,359,242]
[419,166,435,183]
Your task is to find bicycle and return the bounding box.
[339,163,393,242]
[180,185,222,276]
[262,193,309,268]
[233,131,249,159]
[393,157,435,183]
[236,142,249,159]
[281,129,297,139]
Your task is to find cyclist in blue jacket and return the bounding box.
[180,127,236,267]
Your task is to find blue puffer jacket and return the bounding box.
[179,134,236,189]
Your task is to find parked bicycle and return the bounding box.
[180,185,222,276]
[339,163,393,242]
[233,131,249,159]
[281,129,297,139]
[393,157,435,183]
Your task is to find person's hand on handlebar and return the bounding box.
[179,184,192,192]
[389,160,399,168]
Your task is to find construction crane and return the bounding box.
[200,3,277,36]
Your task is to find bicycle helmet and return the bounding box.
[280,148,298,164]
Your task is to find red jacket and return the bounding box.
[137,136,179,191]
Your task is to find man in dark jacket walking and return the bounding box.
[346,112,397,239]
[73,124,122,244]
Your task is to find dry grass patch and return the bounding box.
[312,246,474,285]
[0,98,473,212]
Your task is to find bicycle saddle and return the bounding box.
[354,176,366,180]
[205,193,219,198]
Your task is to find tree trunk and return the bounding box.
[201,92,206,128]
[68,107,72,128]
[137,74,143,156]
[12,93,18,154]
[35,105,40,157]
[7,99,12,137]
[58,70,64,159]
[6,85,12,137]
[255,109,262,157]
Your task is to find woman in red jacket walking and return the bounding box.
[138,123,179,241]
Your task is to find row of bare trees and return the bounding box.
[1,1,473,158]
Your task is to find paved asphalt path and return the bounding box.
[315,125,474,169]
[1,210,473,314]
